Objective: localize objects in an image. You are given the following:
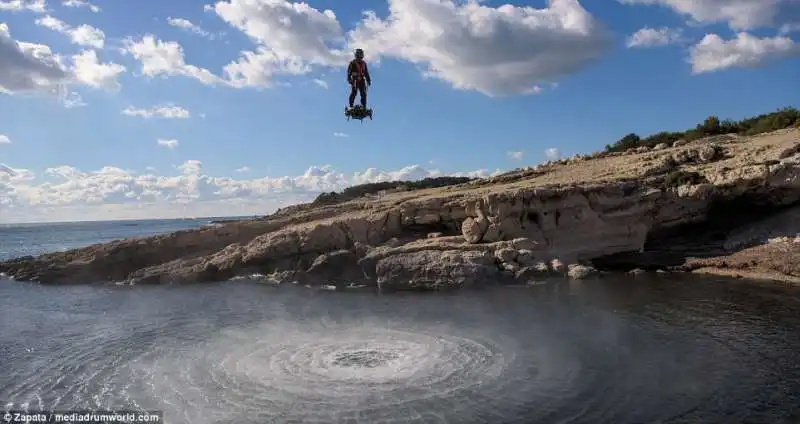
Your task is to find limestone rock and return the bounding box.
[567,264,597,279]
[495,248,518,264]
[305,249,364,285]
[533,261,550,273]
[375,250,500,291]
[2,128,799,287]
[462,216,487,244]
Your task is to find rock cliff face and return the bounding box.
[2,128,800,288]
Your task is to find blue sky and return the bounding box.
[0,0,798,223]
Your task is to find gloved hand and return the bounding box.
[367,80,371,87]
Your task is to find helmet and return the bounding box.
[354,48,364,59]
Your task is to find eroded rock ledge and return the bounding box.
[2,128,800,289]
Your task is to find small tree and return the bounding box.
[605,133,641,152]
[695,115,721,136]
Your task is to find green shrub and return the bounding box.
[605,106,799,152]
[312,176,474,205]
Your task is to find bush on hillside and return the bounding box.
[312,176,474,206]
[605,107,800,153]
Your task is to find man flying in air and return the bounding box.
[347,48,371,110]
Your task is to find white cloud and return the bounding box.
[0,135,11,144]
[0,0,45,13]
[333,132,348,138]
[35,15,68,31]
[122,35,221,85]
[689,32,799,74]
[618,0,785,30]
[235,166,250,173]
[71,50,125,89]
[544,147,561,159]
[211,0,348,66]
[0,24,122,94]
[348,0,611,96]
[62,0,99,13]
[507,151,524,160]
[69,24,104,48]
[312,78,328,88]
[0,23,69,94]
[122,104,191,119]
[167,17,214,38]
[156,139,179,149]
[779,23,800,35]
[204,0,609,95]
[35,15,105,48]
[626,27,684,48]
[198,0,350,89]
[0,162,503,222]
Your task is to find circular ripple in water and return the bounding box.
[127,321,563,424]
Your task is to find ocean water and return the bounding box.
[1,219,800,423]
[0,218,217,261]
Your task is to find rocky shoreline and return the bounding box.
[2,128,799,289]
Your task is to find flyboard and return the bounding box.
[344,84,373,123]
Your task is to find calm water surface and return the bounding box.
[1,219,799,423]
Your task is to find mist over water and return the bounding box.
[2,278,800,423]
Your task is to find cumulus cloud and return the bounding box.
[122,104,191,119]
[348,0,611,96]
[167,17,215,39]
[0,161,504,222]
[71,50,125,89]
[35,15,105,48]
[544,147,561,159]
[333,132,348,138]
[210,0,348,76]
[689,32,799,74]
[0,0,45,13]
[62,0,99,12]
[235,166,250,173]
[619,0,786,30]
[626,27,684,48]
[0,135,11,144]
[0,23,69,94]
[199,0,609,95]
[0,23,124,95]
[156,139,179,149]
[122,35,221,85]
[312,78,328,88]
[507,151,524,160]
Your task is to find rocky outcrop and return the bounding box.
[2,128,800,289]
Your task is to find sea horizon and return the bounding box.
[0,215,257,227]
